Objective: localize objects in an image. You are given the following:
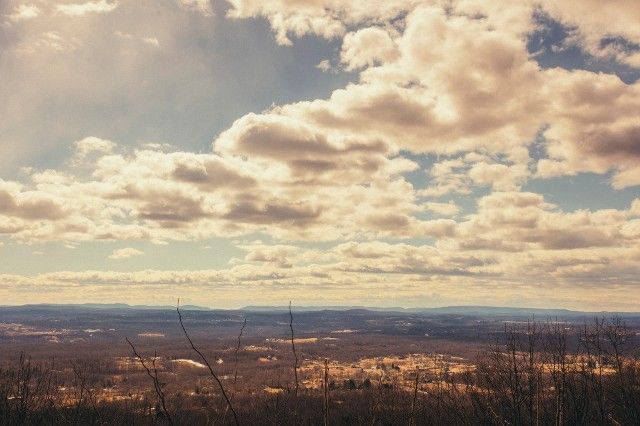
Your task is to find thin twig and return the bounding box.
[71,362,102,423]
[176,303,239,426]
[289,301,299,397]
[223,317,247,424]
[234,318,247,387]
[125,338,174,425]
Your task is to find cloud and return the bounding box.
[455,191,631,251]
[0,180,68,221]
[15,31,81,53]
[226,0,419,45]
[227,1,640,187]
[340,27,399,71]
[114,31,160,47]
[0,0,638,248]
[55,0,119,17]
[6,4,40,22]
[228,0,640,70]
[72,136,116,164]
[0,141,422,242]
[468,162,529,191]
[3,234,640,309]
[177,0,213,17]
[142,37,159,47]
[240,243,301,268]
[250,4,542,162]
[542,0,640,68]
[536,69,640,187]
[0,0,230,173]
[5,0,638,189]
[316,60,332,72]
[108,247,144,259]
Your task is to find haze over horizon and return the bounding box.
[1,0,640,310]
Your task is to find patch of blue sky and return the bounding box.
[5,7,356,177]
[0,237,243,275]
[524,173,640,212]
[527,11,640,83]
[398,151,438,186]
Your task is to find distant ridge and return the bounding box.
[243,305,637,316]
[0,303,638,316]
[0,303,211,311]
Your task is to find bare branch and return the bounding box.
[289,301,299,397]
[233,318,247,387]
[125,338,173,426]
[176,304,239,426]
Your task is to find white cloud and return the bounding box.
[226,0,421,45]
[108,247,144,259]
[340,27,399,70]
[542,0,640,68]
[228,1,640,187]
[316,60,332,72]
[115,31,160,47]
[6,4,40,22]
[468,162,529,191]
[142,37,159,47]
[55,0,119,17]
[72,136,116,164]
[177,0,213,17]
[2,232,640,309]
[16,31,81,53]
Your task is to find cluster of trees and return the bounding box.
[0,316,638,425]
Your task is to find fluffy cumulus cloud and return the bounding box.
[0,138,438,242]
[1,0,640,309]
[226,0,421,45]
[340,27,399,71]
[228,0,640,175]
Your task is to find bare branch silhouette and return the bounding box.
[176,303,239,426]
[234,318,247,388]
[125,338,173,426]
[289,301,299,397]
[222,317,248,424]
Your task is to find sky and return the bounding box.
[1,0,640,310]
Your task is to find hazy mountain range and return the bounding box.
[1,303,638,317]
